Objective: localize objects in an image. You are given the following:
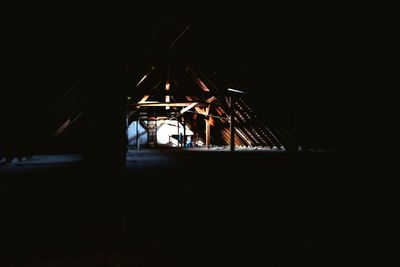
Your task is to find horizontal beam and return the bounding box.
[131,91,224,98]
[130,102,208,108]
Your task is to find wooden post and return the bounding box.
[206,117,211,149]
[230,96,235,152]
[205,106,211,149]
[183,116,186,147]
[80,5,126,251]
[155,116,158,147]
[136,116,140,150]
[193,114,197,147]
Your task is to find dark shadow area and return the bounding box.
[1,149,399,265]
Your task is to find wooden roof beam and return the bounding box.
[131,102,208,108]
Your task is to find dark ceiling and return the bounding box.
[1,3,395,153]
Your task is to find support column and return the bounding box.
[230,96,235,151]
[206,117,211,149]
[81,8,127,251]
[155,116,158,147]
[193,114,197,147]
[183,116,186,147]
[136,116,140,150]
[177,118,180,146]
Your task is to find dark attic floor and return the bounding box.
[0,149,398,266]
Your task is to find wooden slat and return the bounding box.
[131,102,208,108]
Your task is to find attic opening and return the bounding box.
[126,64,285,151]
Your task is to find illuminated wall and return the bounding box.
[157,120,194,146]
[127,121,148,145]
[127,120,194,147]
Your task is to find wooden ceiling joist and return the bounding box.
[132,102,208,108]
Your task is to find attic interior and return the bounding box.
[127,62,285,151]
[0,6,398,266]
